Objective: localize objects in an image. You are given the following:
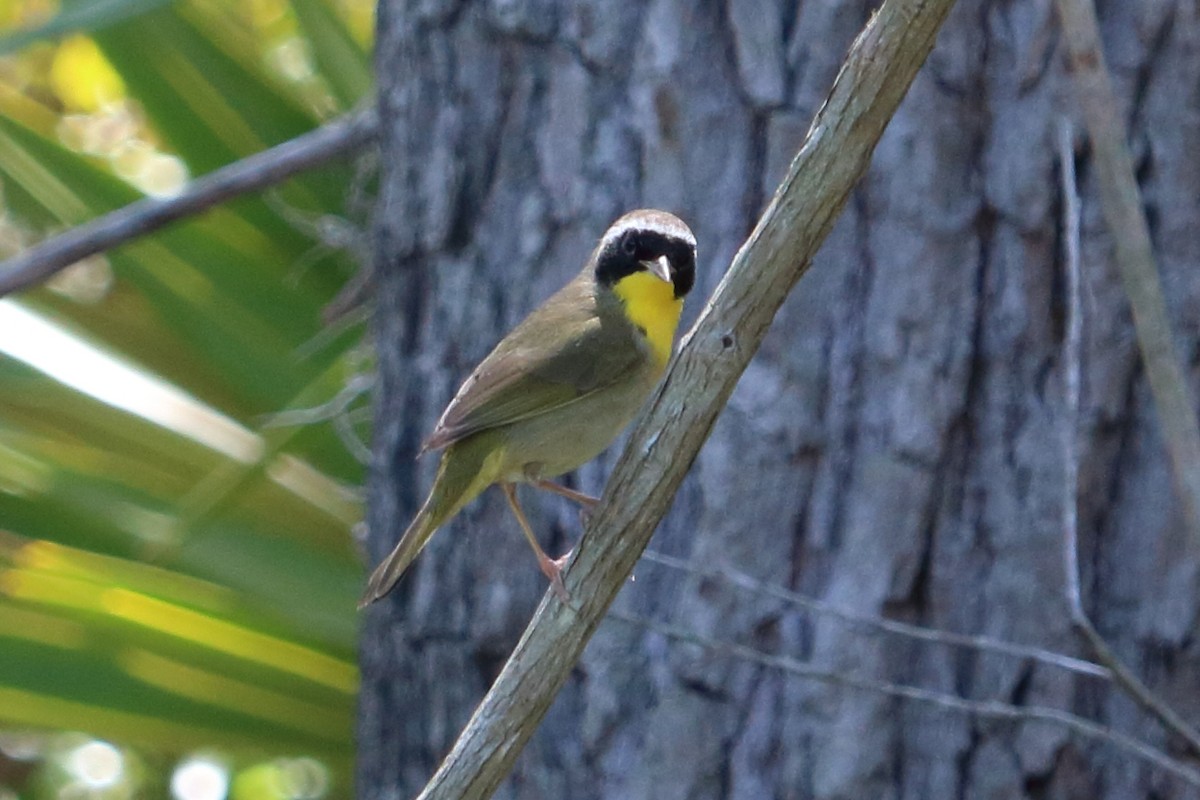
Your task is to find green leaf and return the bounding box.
[0,0,371,776]
[0,115,345,416]
[292,0,373,109]
[0,0,176,56]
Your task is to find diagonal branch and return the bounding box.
[408,1,959,797]
[1052,0,1200,544]
[1055,0,1200,757]
[0,107,379,297]
[1057,120,1200,758]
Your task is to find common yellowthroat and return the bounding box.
[360,209,697,607]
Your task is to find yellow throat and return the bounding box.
[612,271,684,367]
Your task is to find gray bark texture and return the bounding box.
[360,1,1200,799]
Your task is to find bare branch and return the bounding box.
[640,549,1110,679]
[260,372,375,429]
[606,611,1200,789]
[1053,0,1200,543]
[261,370,375,463]
[0,108,379,297]
[407,1,959,797]
[1057,119,1200,759]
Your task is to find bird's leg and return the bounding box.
[532,479,599,530]
[501,482,570,604]
[532,479,599,509]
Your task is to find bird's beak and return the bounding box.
[641,255,672,284]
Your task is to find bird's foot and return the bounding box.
[538,550,574,605]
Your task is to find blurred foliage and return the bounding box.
[0,0,374,796]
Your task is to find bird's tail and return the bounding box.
[358,438,496,608]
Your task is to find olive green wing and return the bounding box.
[421,284,643,452]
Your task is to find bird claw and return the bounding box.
[539,551,575,606]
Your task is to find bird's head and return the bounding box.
[594,209,697,300]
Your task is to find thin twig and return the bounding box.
[640,549,1110,679]
[260,370,375,463]
[1053,0,1200,543]
[333,409,372,465]
[1057,119,1200,758]
[407,1,960,797]
[606,611,1200,788]
[0,108,379,297]
[1060,119,1085,618]
[260,372,375,429]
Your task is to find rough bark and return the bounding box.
[362,1,1200,799]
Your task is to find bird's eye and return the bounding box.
[621,235,637,256]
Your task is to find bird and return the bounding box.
[359,209,697,608]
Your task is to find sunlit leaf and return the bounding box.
[0,116,346,415]
[49,35,126,111]
[0,0,373,784]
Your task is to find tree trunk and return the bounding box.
[361,1,1200,798]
